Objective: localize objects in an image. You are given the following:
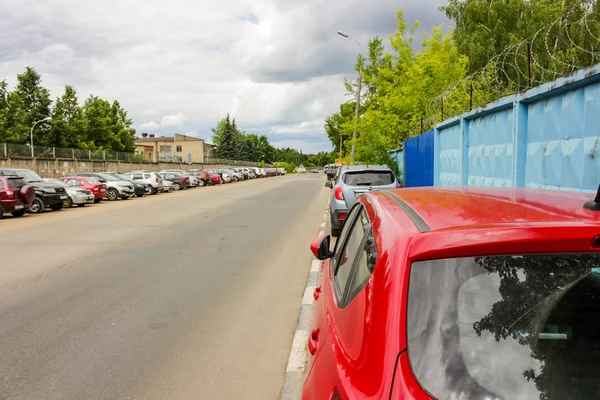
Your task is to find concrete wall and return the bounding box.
[0,157,257,178]
[433,63,600,192]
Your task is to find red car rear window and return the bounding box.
[407,254,600,400]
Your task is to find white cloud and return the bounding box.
[0,0,448,152]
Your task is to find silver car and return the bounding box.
[76,172,135,201]
[44,179,95,208]
[325,165,399,236]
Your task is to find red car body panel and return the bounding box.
[302,187,600,400]
[61,176,108,200]
[207,172,222,184]
[0,177,35,215]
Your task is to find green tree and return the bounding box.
[0,80,28,143]
[213,114,237,159]
[14,67,52,145]
[48,86,86,148]
[81,95,112,149]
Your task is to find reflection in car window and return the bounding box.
[407,254,600,400]
[334,209,368,303]
[0,181,4,190]
[333,205,361,267]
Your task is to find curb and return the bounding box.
[279,200,330,400]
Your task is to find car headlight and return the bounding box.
[44,188,56,193]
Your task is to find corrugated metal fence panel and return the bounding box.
[437,123,462,187]
[524,81,600,191]
[468,108,514,187]
[426,64,600,192]
[405,130,434,187]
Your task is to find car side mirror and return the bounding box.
[99,179,106,183]
[310,235,332,260]
[325,181,333,189]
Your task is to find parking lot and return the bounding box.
[0,173,328,400]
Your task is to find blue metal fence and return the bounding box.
[404,130,434,187]
[432,64,600,193]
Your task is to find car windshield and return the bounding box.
[85,177,102,183]
[47,179,68,187]
[407,254,600,400]
[18,170,44,183]
[111,173,131,181]
[342,171,394,186]
[96,173,119,182]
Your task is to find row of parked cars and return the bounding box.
[0,167,287,218]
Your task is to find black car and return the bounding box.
[107,173,146,197]
[0,168,68,214]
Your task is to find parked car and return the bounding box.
[278,168,286,175]
[241,168,256,179]
[326,165,399,236]
[205,170,223,185]
[160,179,175,193]
[61,176,108,203]
[75,172,135,201]
[249,167,264,178]
[187,169,211,187]
[304,186,600,400]
[265,168,277,177]
[157,172,189,190]
[125,171,162,194]
[0,168,68,214]
[213,169,231,183]
[44,179,95,208]
[107,173,146,197]
[0,176,35,218]
[160,170,199,187]
[221,168,243,182]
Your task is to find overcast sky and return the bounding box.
[0,0,449,153]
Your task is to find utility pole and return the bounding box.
[339,135,343,159]
[350,69,362,164]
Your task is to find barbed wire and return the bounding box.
[419,0,600,134]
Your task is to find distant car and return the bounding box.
[326,165,399,236]
[125,171,162,194]
[61,176,108,203]
[160,179,175,193]
[160,170,199,187]
[221,168,243,182]
[157,172,189,190]
[205,170,223,185]
[241,168,256,179]
[108,173,146,197]
[44,179,95,208]
[233,168,248,180]
[0,168,68,214]
[75,172,135,201]
[213,169,231,183]
[0,176,35,218]
[304,186,600,400]
[187,169,211,187]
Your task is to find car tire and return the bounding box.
[145,185,153,195]
[94,198,101,204]
[0,207,3,219]
[11,209,25,217]
[173,182,181,191]
[199,179,206,187]
[330,215,341,237]
[121,195,129,200]
[77,204,86,207]
[64,197,73,208]
[51,203,63,211]
[107,188,119,201]
[28,197,45,214]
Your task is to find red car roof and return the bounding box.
[380,186,600,231]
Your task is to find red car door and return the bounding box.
[304,203,387,399]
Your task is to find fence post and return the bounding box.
[88,150,91,160]
[103,150,106,161]
[52,147,56,158]
[2,143,6,158]
[72,148,75,159]
[469,83,473,111]
[527,43,532,88]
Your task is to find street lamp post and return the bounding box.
[258,154,265,165]
[30,117,51,158]
[337,30,362,165]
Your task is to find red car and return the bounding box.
[205,170,222,185]
[60,176,108,203]
[0,176,35,218]
[304,186,600,400]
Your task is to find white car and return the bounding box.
[44,179,95,208]
[126,171,162,194]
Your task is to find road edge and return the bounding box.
[279,199,329,400]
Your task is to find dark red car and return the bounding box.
[303,186,600,400]
[0,176,35,218]
[60,176,108,203]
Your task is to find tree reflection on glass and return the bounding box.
[472,254,600,400]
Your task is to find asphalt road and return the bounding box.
[0,173,328,400]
